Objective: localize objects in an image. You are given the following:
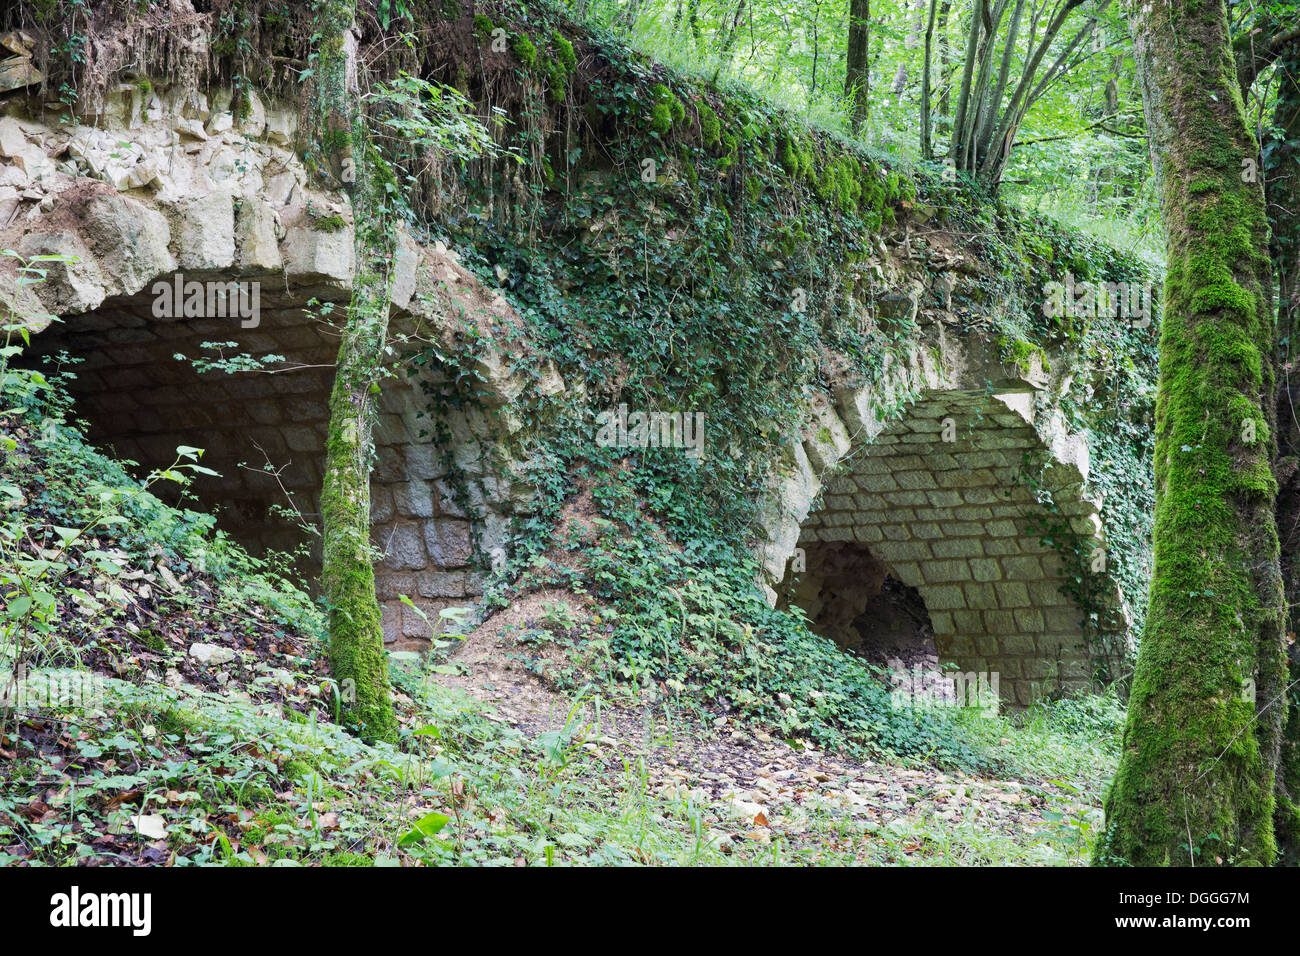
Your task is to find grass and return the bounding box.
[0,363,1123,866]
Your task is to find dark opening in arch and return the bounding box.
[778,540,939,674]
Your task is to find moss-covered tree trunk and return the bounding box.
[1097,0,1286,866]
[311,0,399,743]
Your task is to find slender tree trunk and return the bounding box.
[1097,0,1285,866]
[809,5,821,99]
[671,0,702,42]
[975,0,1023,165]
[960,0,999,175]
[845,0,870,135]
[1092,55,1122,203]
[713,0,747,81]
[921,0,939,159]
[1264,47,1300,862]
[892,0,924,106]
[949,0,983,171]
[312,0,399,743]
[618,0,643,33]
[937,0,951,116]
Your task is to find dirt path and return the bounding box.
[433,599,1102,864]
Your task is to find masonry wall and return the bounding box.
[25,279,521,648]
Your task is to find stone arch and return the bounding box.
[19,254,544,649]
[1,87,557,648]
[756,336,1129,709]
[785,388,1099,707]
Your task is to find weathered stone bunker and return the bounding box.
[2,79,1136,703]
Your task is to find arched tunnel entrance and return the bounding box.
[27,277,345,561]
[0,97,550,653]
[778,387,1098,708]
[22,266,507,649]
[781,540,952,702]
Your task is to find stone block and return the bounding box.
[235,196,283,271]
[380,602,401,643]
[880,540,932,561]
[925,490,964,508]
[924,585,966,610]
[1002,555,1043,579]
[380,521,426,571]
[983,539,1022,556]
[858,473,899,493]
[896,470,938,490]
[994,581,1030,607]
[922,559,971,583]
[424,519,473,568]
[417,570,467,598]
[999,634,1036,655]
[932,538,984,559]
[963,582,999,610]
[175,191,235,270]
[393,480,435,518]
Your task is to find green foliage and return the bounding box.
[551,30,577,72]
[648,82,685,134]
[491,469,987,766]
[512,31,538,68]
[544,56,568,101]
[1023,691,1127,747]
[367,72,507,182]
[376,0,413,29]
[0,368,323,694]
[0,653,1120,866]
[696,99,720,147]
[8,0,1160,783]
[569,0,1156,255]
